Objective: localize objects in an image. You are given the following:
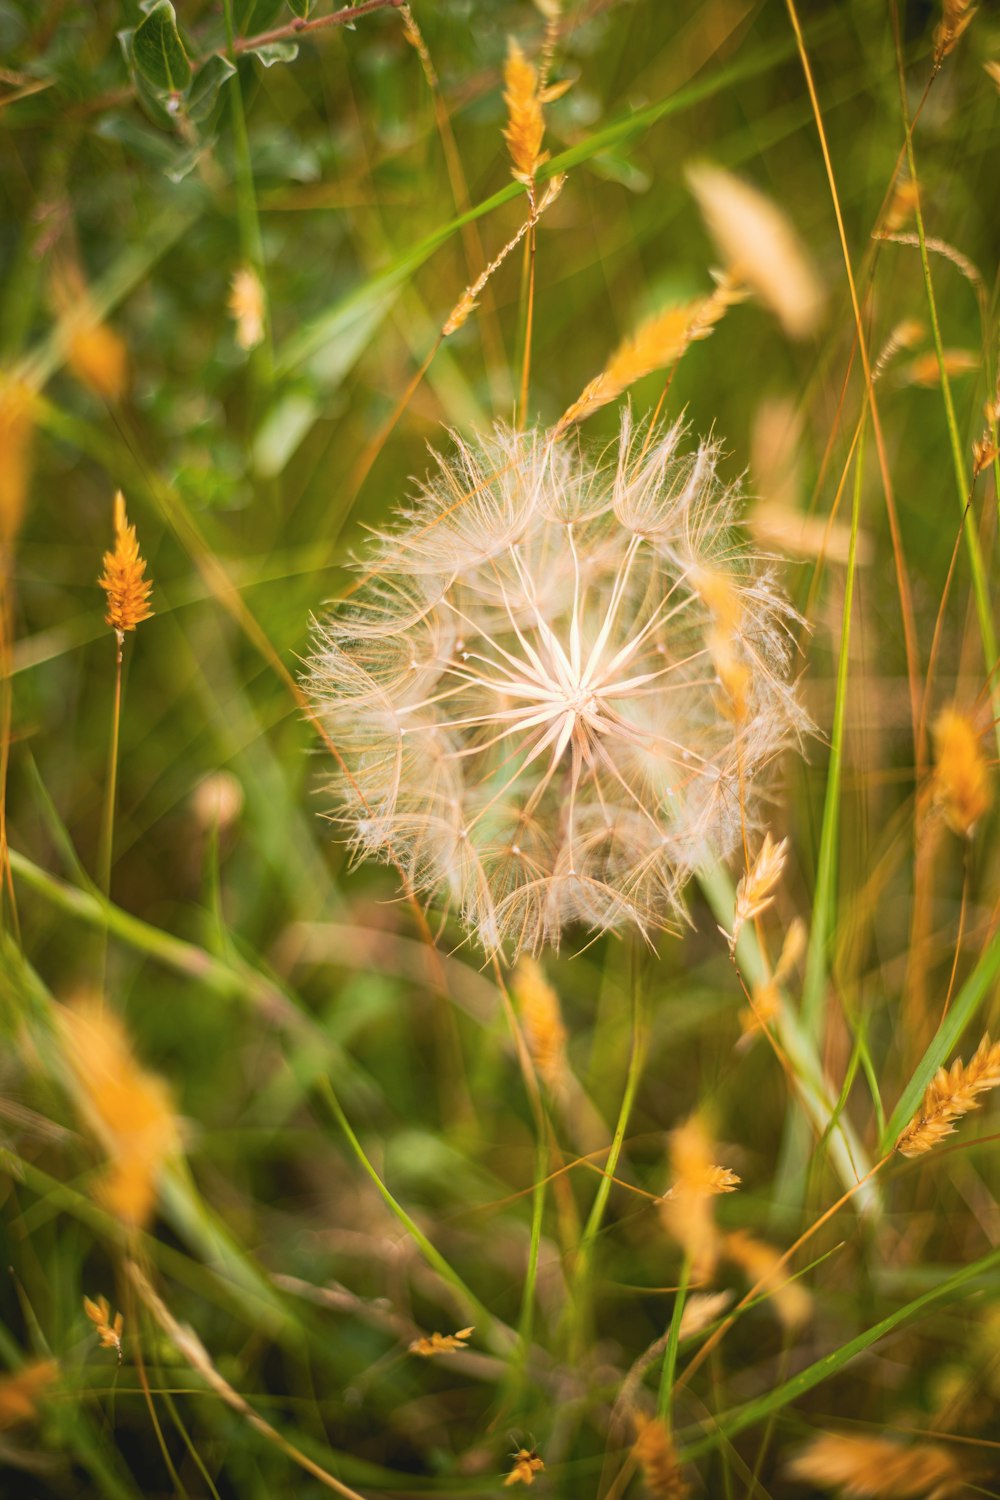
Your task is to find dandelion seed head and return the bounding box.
[308,416,810,956]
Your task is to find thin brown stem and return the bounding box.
[230,0,402,58]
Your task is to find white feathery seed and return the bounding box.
[307,414,810,955]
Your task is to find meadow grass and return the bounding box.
[2,1,1000,1495]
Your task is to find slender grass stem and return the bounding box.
[801,418,865,1034]
[571,939,647,1347]
[890,6,999,758]
[96,633,123,903]
[314,1074,511,1355]
[656,1255,691,1426]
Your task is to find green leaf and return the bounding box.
[186,53,236,123]
[880,923,1000,1152]
[248,40,299,66]
[678,1244,1000,1461]
[287,0,312,15]
[132,0,191,94]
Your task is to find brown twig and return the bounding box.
[231,0,403,58]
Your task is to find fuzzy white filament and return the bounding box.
[308,415,809,955]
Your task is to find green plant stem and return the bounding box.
[314,1074,512,1357]
[801,417,865,1034]
[223,0,274,393]
[96,633,122,903]
[697,859,881,1218]
[892,21,999,753]
[571,939,647,1345]
[657,1256,691,1426]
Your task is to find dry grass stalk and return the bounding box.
[503,39,548,190]
[787,1431,966,1498]
[896,1033,1000,1157]
[631,1413,691,1499]
[83,1294,124,1363]
[723,1229,812,1328]
[98,491,153,638]
[931,707,991,837]
[60,1000,180,1229]
[723,832,788,952]
[659,1114,739,1281]
[0,1360,58,1430]
[228,265,266,351]
[554,277,742,433]
[513,956,568,1095]
[934,0,977,69]
[127,1261,368,1500]
[0,373,35,549]
[443,173,565,336]
[985,59,1000,90]
[409,1326,473,1356]
[686,162,824,339]
[504,1447,545,1486]
[739,917,805,1043]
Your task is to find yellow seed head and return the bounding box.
[61,1000,179,1229]
[931,707,991,837]
[98,491,153,635]
[0,373,36,549]
[503,39,548,186]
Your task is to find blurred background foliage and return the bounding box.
[3,0,1000,1495]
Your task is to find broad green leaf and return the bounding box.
[132,0,191,94]
[186,53,236,123]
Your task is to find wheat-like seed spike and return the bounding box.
[873,230,983,292]
[503,39,548,188]
[686,162,825,339]
[408,1326,474,1357]
[504,1447,545,1486]
[659,1114,739,1282]
[0,372,35,549]
[723,1228,812,1329]
[723,832,788,952]
[631,1414,691,1499]
[443,175,565,336]
[931,706,991,838]
[513,955,568,1094]
[228,265,266,351]
[61,1000,179,1229]
[83,1294,124,1363]
[0,1360,59,1431]
[98,491,153,636]
[872,318,925,382]
[787,1431,965,1498]
[555,277,743,434]
[896,1033,1000,1157]
[934,0,977,69]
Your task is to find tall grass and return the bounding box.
[2,1,999,1495]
